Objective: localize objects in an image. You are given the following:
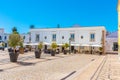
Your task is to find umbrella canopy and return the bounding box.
[57,44,63,46]
[70,44,80,46]
[23,43,38,46]
[81,44,90,46]
[43,42,50,45]
[91,44,102,47]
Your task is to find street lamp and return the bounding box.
[69,38,71,54]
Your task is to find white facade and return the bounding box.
[30,26,106,48]
[21,33,30,43]
[106,31,118,52]
[0,28,9,47]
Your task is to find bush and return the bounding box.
[99,47,103,51]
[51,42,57,50]
[38,42,43,50]
[8,33,21,53]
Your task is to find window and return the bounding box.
[36,34,39,42]
[70,33,75,41]
[81,36,83,39]
[4,36,7,40]
[52,34,56,41]
[90,33,95,41]
[44,36,47,39]
[0,36,2,40]
[62,36,64,39]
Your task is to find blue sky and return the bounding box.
[0,0,118,33]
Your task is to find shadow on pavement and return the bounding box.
[17,61,35,66]
[0,69,4,72]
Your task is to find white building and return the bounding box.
[106,31,118,53]
[29,26,106,53]
[21,33,30,43]
[0,28,9,47]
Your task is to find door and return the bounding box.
[113,42,118,51]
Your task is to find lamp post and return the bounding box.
[69,38,71,54]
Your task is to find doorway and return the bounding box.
[71,46,74,52]
[113,42,118,51]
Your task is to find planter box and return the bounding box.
[19,48,24,54]
[9,52,19,62]
[35,50,41,58]
[51,50,55,56]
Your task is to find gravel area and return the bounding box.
[0,54,100,80]
[97,54,120,80]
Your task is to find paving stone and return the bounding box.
[0,53,100,80]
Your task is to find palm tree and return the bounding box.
[12,27,17,32]
[8,27,22,62]
[12,27,19,34]
[35,42,43,58]
[30,25,35,29]
[51,42,57,56]
[62,43,69,54]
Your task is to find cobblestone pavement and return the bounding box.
[0,51,100,80]
[96,54,120,80]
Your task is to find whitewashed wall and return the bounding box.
[106,38,118,51]
[30,27,105,46]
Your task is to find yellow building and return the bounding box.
[118,0,120,55]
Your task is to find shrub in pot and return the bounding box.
[74,49,77,54]
[8,30,21,62]
[19,41,24,54]
[2,42,5,51]
[63,43,69,55]
[51,42,57,56]
[35,42,43,58]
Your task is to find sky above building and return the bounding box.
[0,0,118,33]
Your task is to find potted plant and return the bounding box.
[8,31,21,62]
[99,47,103,55]
[74,49,77,54]
[19,41,24,54]
[63,43,69,55]
[35,42,43,58]
[51,42,57,56]
[2,42,5,51]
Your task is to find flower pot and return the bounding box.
[74,50,77,54]
[64,50,67,55]
[2,48,4,51]
[9,52,19,62]
[51,50,55,56]
[35,50,41,58]
[19,47,24,54]
[99,52,102,55]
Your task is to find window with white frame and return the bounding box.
[70,33,75,41]
[44,36,47,39]
[52,34,56,41]
[4,36,7,40]
[36,34,39,42]
[81,36,83,39]
[62,36,64,39]
[90,33,95,42]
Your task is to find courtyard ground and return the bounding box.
[0,50,119,80]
